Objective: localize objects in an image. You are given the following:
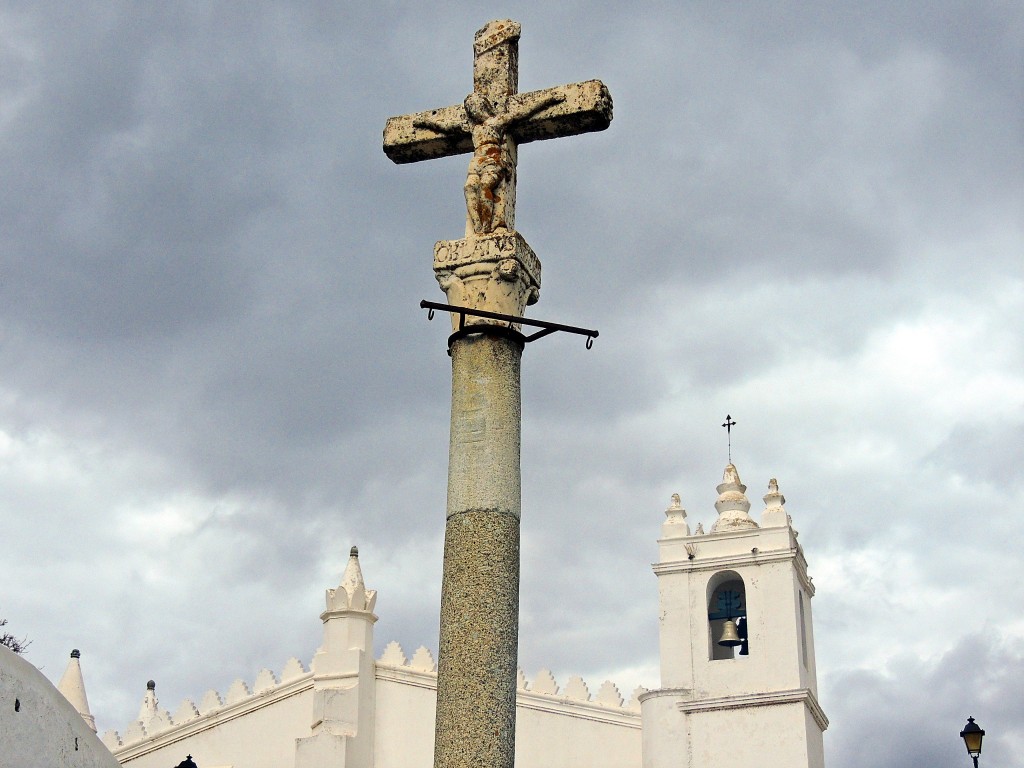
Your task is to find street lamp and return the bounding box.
[960,716,985,768]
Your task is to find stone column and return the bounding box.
[434,334,521,768]
[432,232,540,768]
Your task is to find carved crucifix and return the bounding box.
[383,19,612,237]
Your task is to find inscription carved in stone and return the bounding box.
[433,233,541,329]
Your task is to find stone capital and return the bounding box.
[433,232,542,330]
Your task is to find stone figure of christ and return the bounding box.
[415,91,565,235]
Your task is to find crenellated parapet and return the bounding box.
[375,641,645,716]
[103,658,312,753]
[105,643,643,757]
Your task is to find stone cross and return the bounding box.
[383,20,612,768]
[384,19,611,237]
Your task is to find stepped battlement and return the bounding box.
[104,643,643,752]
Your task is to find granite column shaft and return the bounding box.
[434,332,522,768]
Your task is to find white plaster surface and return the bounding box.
[0,645,120,768]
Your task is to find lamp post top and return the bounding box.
[960,716,985,767]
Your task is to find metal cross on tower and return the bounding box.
[722,414,737,463]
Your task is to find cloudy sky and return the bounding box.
[1,2,1021,766]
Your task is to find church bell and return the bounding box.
[717,619,742,647]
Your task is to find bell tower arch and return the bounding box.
[706,571,748,660]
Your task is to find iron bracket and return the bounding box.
[420,300,598,351]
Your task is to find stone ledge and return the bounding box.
[652,548,814,596]
[675,687,829,732]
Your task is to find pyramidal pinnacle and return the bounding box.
[711,463,758,532]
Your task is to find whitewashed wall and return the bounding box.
[1,646,120,768]
[107,645,642,768]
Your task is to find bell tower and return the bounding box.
[640,464,827,768]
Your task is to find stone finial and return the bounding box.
[340,545,365,592]
[762,477,789,527]
[136,679,172,736]
[57,648,96,731]
[710,463,759,532]
[138,681,159,720]
[662,493,691,538]
[325,544,377,613]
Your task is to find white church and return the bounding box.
[3,461,827,768]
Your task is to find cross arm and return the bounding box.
[382,79,612,165]
[509,80,612,146]
[383,104,472,164]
